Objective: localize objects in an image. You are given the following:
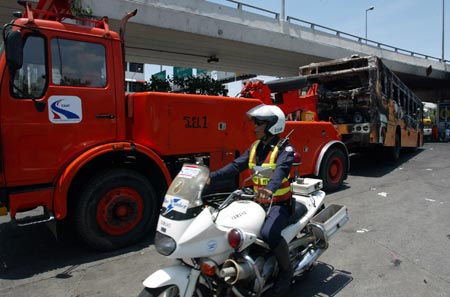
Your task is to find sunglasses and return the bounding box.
[254,119,266,126]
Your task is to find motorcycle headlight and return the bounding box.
[155,231,176,256]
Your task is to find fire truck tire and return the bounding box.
[74,168,157,251]
[319,147,346,192]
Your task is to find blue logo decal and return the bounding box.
[207,240,217,252]
[48,96,82,123]
[163,197,189,215]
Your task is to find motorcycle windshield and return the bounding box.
[161,164,209,219]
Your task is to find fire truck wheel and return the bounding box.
[319,147,346,192]
[74,168,157,251]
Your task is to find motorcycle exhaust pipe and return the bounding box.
[293,248,324,276]
[219,259,255,285]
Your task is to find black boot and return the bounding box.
[272,239,293,296]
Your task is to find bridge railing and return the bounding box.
[226,0,280,20]
[220,0,449,65]
[286,16,450,65]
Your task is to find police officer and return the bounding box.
[209,104,295,296]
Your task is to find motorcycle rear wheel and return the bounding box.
[138,284,209,297]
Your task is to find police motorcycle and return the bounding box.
[139,161,349,297]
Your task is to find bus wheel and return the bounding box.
[74,168,157,251]
[319,147,346,192]
[387,132,401,162]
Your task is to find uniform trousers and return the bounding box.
[260,203,290,249]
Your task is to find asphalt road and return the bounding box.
[1,142,450,297]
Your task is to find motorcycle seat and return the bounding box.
[287,201,308,225]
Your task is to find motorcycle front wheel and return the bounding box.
[138,284,209,297]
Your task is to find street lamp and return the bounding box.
[442,0,445,62]
[365,6,375,43]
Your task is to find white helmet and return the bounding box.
[246,104,285,135]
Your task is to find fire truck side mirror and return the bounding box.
[5,30,23,79]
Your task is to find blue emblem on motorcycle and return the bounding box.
[162,196,189,215]
[207,240,217,252]
[163,203,174,215]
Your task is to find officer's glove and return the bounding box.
[255,188,273,203]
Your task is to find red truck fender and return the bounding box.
[53,141,172,220]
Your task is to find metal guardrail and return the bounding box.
[286,16,450,65]
[220,0,449,65]
[226,0,279,20]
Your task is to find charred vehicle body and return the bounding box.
[299,55,424,161]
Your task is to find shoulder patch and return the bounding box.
[285,146,294,152]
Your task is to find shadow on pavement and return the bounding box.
[262,261,353,297]
[348,147,424,178]
[0,219,154,280]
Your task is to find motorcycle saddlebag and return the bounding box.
[309,204,349,245]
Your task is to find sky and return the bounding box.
[146,0,449,95]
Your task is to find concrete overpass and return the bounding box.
[1,0,449,101]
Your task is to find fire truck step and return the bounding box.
[13,212,55,227]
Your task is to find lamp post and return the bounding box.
[442,0,445,62]
[365,6,375,43]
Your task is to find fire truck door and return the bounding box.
[0,34,117,187]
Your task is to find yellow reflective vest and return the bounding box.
[248,140,291,203]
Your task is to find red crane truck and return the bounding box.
[0,0,348,250]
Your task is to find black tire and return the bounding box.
[319,147,347,193]
[74,168,157,251]
[387,131,401,162]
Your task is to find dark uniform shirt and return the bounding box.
[209,136,295,194]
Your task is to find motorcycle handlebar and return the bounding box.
[240,193,255,200]
[217,189,255,211]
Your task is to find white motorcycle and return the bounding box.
[139,163,349,297]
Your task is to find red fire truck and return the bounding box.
[0,0,348,250]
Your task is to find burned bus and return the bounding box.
[299,55,424,161]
